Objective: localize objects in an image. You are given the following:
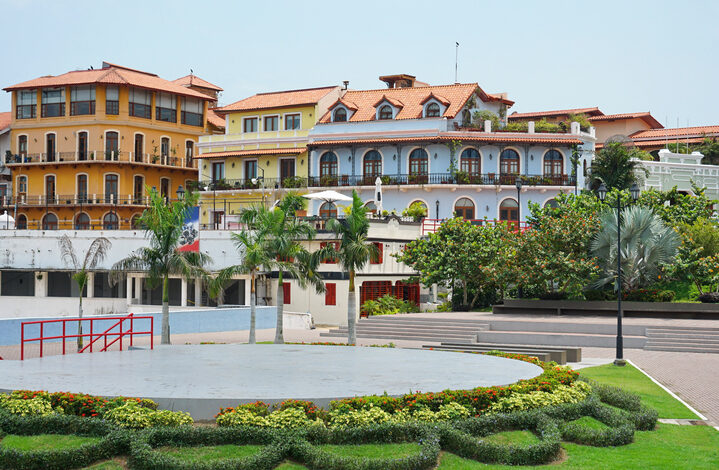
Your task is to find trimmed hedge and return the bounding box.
[0,412,129,470]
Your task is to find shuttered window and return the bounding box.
[282,282,291,304]
[370,242,383,264]
[325,283,336,305]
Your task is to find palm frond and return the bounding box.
[83,237,112,271]
[57,235,79,270]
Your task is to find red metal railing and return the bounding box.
[21,313,153,360]
[421,218,529,236]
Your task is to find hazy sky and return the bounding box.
[3,0,718,127]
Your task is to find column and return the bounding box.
[134,277,142,304]
[86,272,95,298]
[194,278,202,307]
[35,271,47,297]
[181,278,188,307]
[244,277,251,307]
[126,275,132,306]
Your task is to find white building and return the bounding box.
[635,149,719,200]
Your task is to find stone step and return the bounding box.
[646,334,719,344]
[485,319,647,336]
[359,317,491,325]
[645,326,719,333]
[331,325,487,335]
[423,344,567,364]
[438,342,582,362]
[476,331,647,349]
[320,331,476,343]
[644,344,719,353]
[323,329,478,340]
[423,347,553,363]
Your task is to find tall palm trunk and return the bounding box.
[348,270,357,345]
[249,271,256,344]
[161,273,170,345]
[274,270,284,344]
[77,280,84,352]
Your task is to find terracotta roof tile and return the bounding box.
[589,112,663,129]
[215,86,340,114]
[206,109,225,129]
[0,112,10,132]
[509,107,604,119]
[319,83,479,123]
[311,133,582,147]
[630,126,719,139]
[196,147,306,159]
[4,63,213,100]
[173,74,223,91]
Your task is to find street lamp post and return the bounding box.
[435,200,439,220]
[515,177,523,227]
[251,166,266,209]
[597,182,640,366]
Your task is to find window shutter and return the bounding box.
[371,243,383,264]
[282,282,291,304]
[325,283,336,305]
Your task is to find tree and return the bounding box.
[58,235,112,351]
[591,206,679,292]
[111,188,211,345]
[697,137,719,165]
[590,142,649,191]
[671,218,719,294]
[247,194,326,343]
[210,209,270,344]
[326,191,379,344]
[638,184,717,227]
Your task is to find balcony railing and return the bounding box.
[196,173,575,191]
[2,194,154,207]
[5,151,197,168]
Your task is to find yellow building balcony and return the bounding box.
[5,151,197,169]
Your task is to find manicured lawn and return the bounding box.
[276,462,309,469]
[159,444,264,461]
[437,423,719,469]
[318,442,421,458]
[483,430,539,445]
[568,416,608,430]
[82,459,127,469]
[578,363,699,419]
[0,433,101,451]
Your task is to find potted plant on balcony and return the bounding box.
[151,146,160,164]
[320,175,338,187]
[455,170,470,184]
[282,176,305,189]
[402,201,428,222]
[380,175,392,185]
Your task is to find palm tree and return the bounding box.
[326,190,379,345]
[111,188,211,344]
[590,142,649,191]
[58,235,112,351]
[210,207,270,344]
[253,194,326,343]
[592,205,680,291]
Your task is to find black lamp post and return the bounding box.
[176,185,185,201]
[435,200,439,220]
[515,177,523,225]
[597,182,640,366]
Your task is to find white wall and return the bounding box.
[0,296,128,318]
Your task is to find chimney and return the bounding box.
[342,80,349,91]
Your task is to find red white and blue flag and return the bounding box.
[178,206,200,252]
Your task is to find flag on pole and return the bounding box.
[178,206,200,252]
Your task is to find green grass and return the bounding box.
[82,460,126,469]
[276,462,309,469]
[568,416,608,430]
[0,434,101,451]
[483,430,539,445]
[578,363,698,419]
[318,442,421,458]
[437,423,719,469]
[159,444,263,461]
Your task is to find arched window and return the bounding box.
[42,213,58,230]
[103,212,119,230]
[161,137,170,160]
[133,175,144,203]
[77,174,88,203]
[134,134,144,162]
[319,152,338,179]
[425,102,440,117]
[18,135,28,158]
[500,149,520,175]
[543,149,563,180]
[17,176,27,197]
[544,199,559,209]
[333,108,347,122]
[409,200,428,214]
[364,201,378,215]
[16,214,27,229]
[45,175,56,203]
[363,150,382,182]
[104,174,118,203]
[160,177,170,199]
[77,131,88,161]
[499,199,519,225]
[454,198,475,219]
[75,213,90,230]
[409,148,428,183]
[105,131,118,159]
[319,202,337,218]
[460,148,481,177]
[378,105,393,120]
[131,214,143,229]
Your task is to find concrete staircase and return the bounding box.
[644,326,719,354]
[320,316,489,343]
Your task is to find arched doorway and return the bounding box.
[75,213,90,230]
[42,213,58,230]
[103,212,119,230]
[454,198,475,219]
[319,202,337,218]
[499,198,519,227]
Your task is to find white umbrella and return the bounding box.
[303,190,353,205]
[374,177,383,214]
[0,211,14,230]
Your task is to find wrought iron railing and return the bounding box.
[4,151,196,168]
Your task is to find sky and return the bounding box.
[2,0,718,127]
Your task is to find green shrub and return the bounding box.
[273,399,323,421]
[583,288,614,300]
[471,110,500,131]
[216,409,269,427]
[328,404,392,428]
[487,382,591,413]
[402,201,428,219]
[217,401,271,418]
[266,408,318,429]
[623,288,675,302]
[361,294,419,316]
[103,402,192,429]
[0,395,55,417]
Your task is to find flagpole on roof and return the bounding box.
[455,42,459,84]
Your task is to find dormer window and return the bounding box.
[333,108,347,122]
[425,102,440,117]
[378,105,393,120]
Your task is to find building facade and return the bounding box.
[2,62,215,230]
[194,86,343,228]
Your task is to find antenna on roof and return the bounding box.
[665,115,668,150]
[455,42,459,83]
[190,68,193,75]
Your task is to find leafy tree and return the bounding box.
[247,193,326,343]
[111,188,211,345]
[471,110,499,131]
[591,206,680,291]
[638,184,717,227]
[590,142,650,190]
[697,137,719,165]
[326,191,379,344]
[670,218,719,294]
[58,235,112,351]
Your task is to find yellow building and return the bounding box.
[3,62,216,229]
[195,86,342,227]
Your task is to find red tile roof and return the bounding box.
[206,109,225,129]
[196,147,306,159]
[4,63,213,100]
[630,126,719,139]
[0,112,10,132]
[320,83,480,123]
[509,107,604,120]
[589,112,663,129]
[215,86,340,114]
[311,133,582,147]
[173,74,223,91]
[597,138,708,150]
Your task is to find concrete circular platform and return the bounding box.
[0,344,543,419]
